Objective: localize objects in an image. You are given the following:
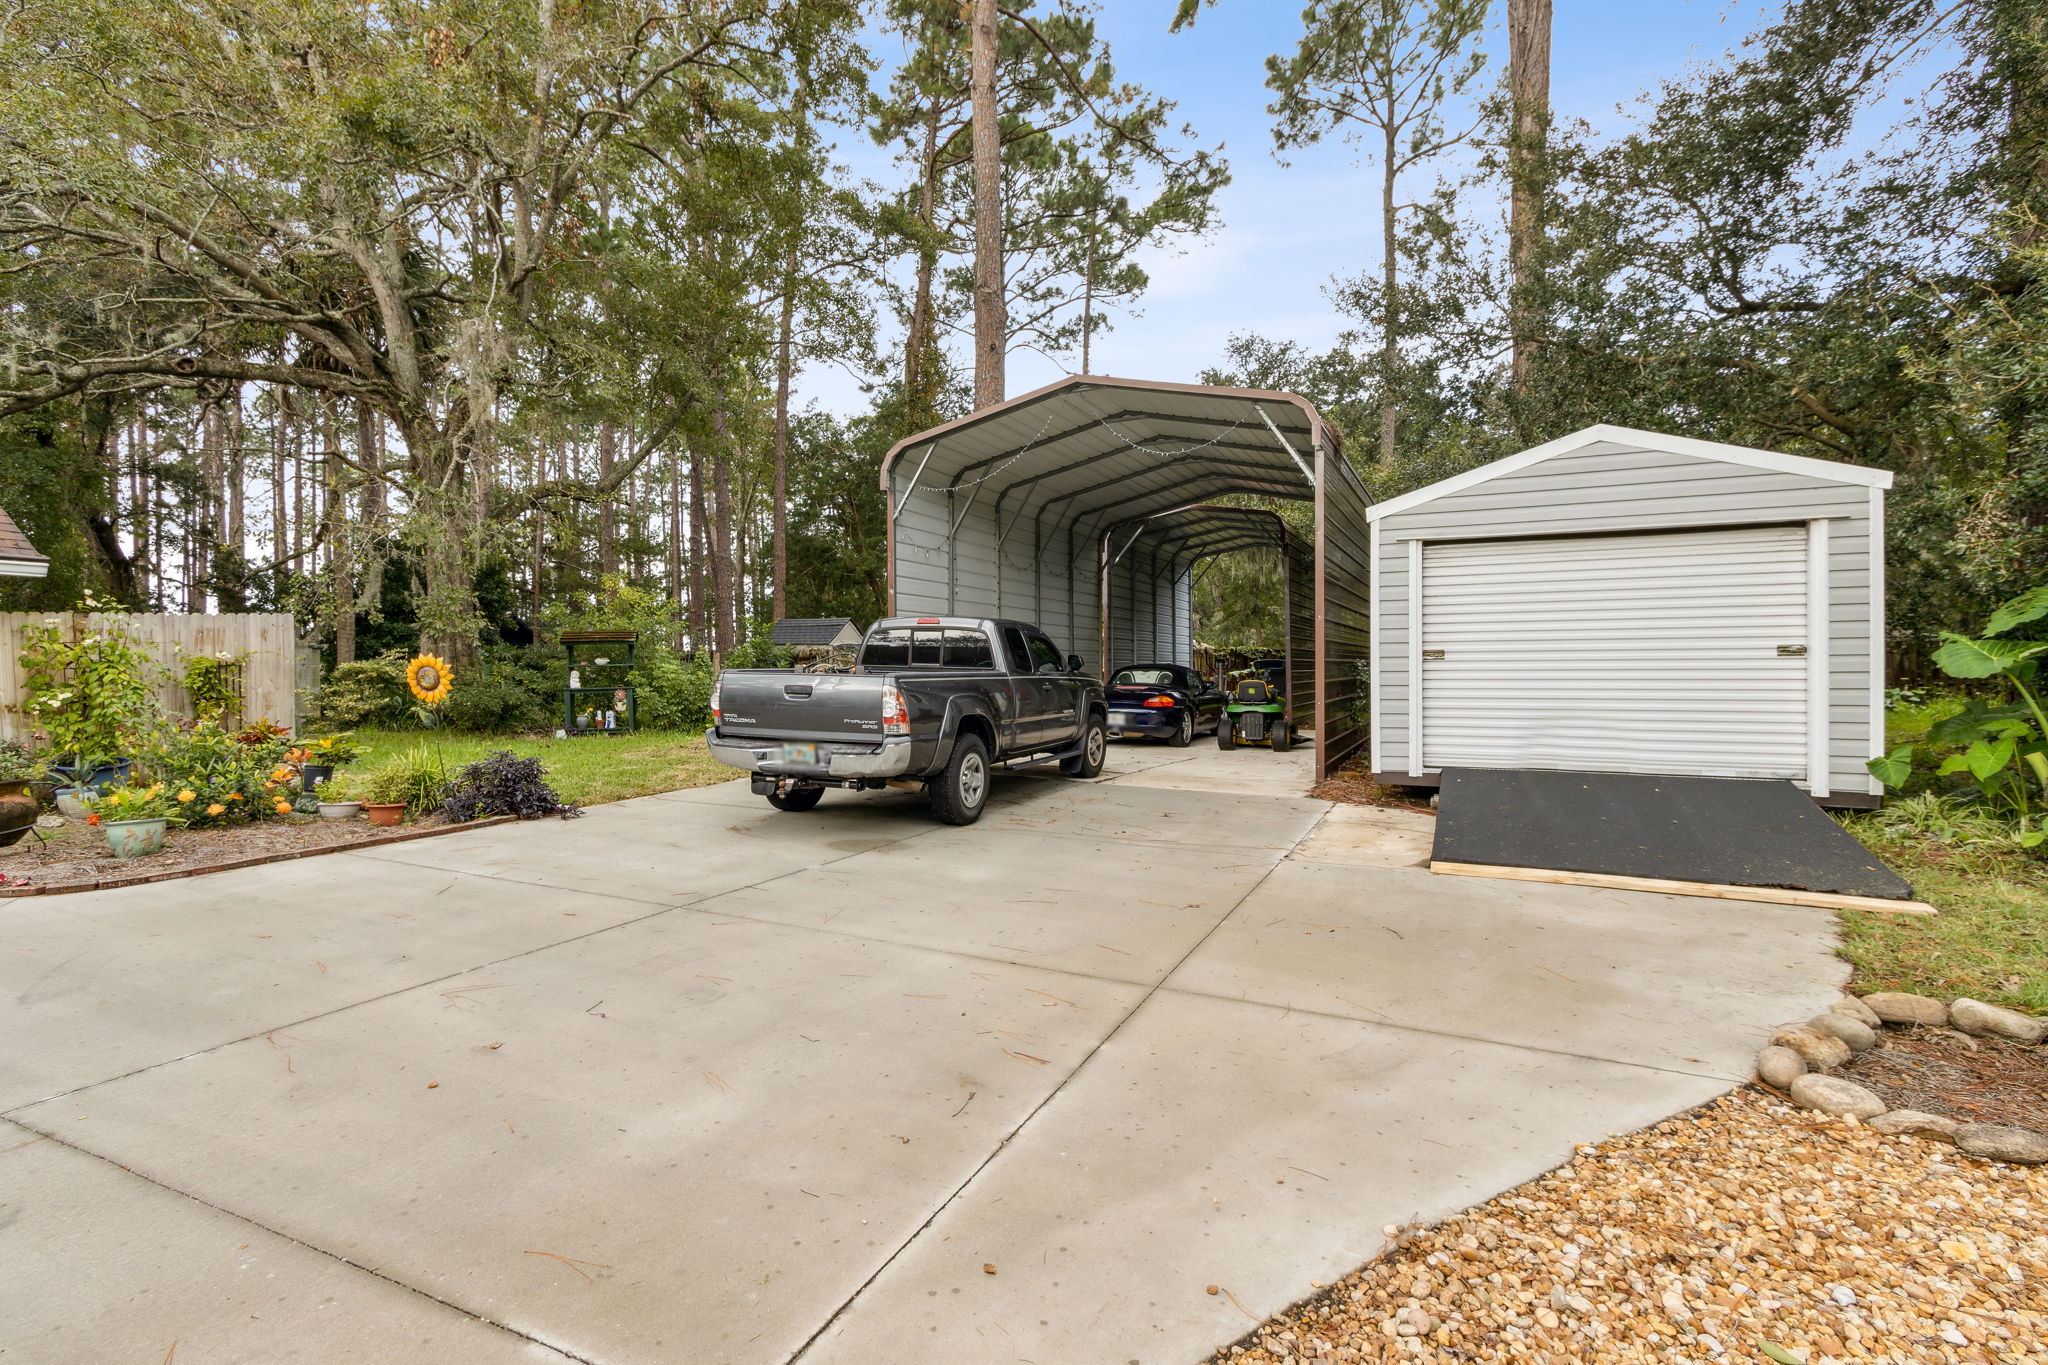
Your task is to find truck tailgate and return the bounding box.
[716,671,889,743]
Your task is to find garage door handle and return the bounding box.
[1777,645,1807,656]
[1422,649,1445,660]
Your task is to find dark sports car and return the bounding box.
[1105,664,1222,746]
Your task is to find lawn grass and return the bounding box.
[345,728,729,807]
[1836,818,2048,1013]
[1833,690,2047,1013]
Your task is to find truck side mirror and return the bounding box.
[1066,654,1084,673]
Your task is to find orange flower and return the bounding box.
[206,803,226,816]
[226,792,243,801]
[85,813,101,826]
[177,789,196,803]
[273,799,292,814]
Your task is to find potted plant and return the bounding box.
[0,743,42,848]
[89,781,183,858]
[316,773,363,820]
[297,733,362,792]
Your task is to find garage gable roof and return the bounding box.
[1365,424,1893,523]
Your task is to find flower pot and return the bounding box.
[53,758,136,794]
[318,801,362,820]
[0,779,37,849]
[102,816,169,858]
[363,802,405,827]
[301,764,335,793]
[55,787,93,819]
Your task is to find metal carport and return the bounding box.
[880,376,1370,779]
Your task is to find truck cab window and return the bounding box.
[910,630,942,666]
[943,630,994,668]
[1026,634,1064,673]
[861,628,911,667]
[1002,627,1030,671]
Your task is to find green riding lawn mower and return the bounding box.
[1216,657,1296,753]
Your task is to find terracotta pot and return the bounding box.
[102,817,169,858]
[363,802,405,828]
[0,779,36,849]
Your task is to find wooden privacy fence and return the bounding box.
[0,612,299,743]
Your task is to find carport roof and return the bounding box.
[880,375,1355,537]
[1106,504,1299,571]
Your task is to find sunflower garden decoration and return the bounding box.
[407,654,453,709]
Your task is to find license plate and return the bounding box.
[780,743,818,766]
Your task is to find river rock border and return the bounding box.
[1756,992,2048,1164]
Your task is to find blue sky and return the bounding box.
[799,0,1782,414]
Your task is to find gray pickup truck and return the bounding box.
[706,616,1108,824]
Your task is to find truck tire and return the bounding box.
[928,733,991,825]
[768,784,825,812]
[1167,711,1193,747]
[1217,715,1236,750]
[1060,716,1107,777]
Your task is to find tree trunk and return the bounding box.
[192,400,221,611]
[969,0,1006,410]
[1081,224,1096,374]
[667,449,686,651]
[772,251,796,621]
[1379,120,1399,467]
[905,99,943,421]
[325,398,355,665]
[687,447,708,653]
[356,400,386,615]
[598,420,618,579]
[1507,0,1552,393]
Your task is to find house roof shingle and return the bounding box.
[770,617,858,647]
[0,506,48,566]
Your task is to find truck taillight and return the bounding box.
[881,682,909,735]
[709,678,721,723]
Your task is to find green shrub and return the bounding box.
[443,650,557,733]
[18,595,160,763]
[136,722,290,826]
[358,743,451,816]
[314,651,411,729]
[628,648,715,730]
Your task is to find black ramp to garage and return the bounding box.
[1432,768,1915,900]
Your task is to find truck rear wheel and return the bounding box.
[928,734,990,825]
[767,784,825,812]
[1060,716,1107,777]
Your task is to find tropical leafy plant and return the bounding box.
[439,751,581,823]
[1870,586,2048,846]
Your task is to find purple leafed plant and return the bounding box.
[439,751,582,823]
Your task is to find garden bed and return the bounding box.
[0,812,511,896]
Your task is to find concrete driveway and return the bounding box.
[0,745,1844,1365]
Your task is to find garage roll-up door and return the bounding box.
[1419,525,1812,780]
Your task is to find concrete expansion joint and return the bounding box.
[5,1120,600,1365]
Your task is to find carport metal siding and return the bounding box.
[1368,436,1883,800]
[883,377,1371,779]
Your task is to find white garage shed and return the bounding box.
[1368,425,1892,807]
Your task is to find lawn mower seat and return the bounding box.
[1232,678,1276,704]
